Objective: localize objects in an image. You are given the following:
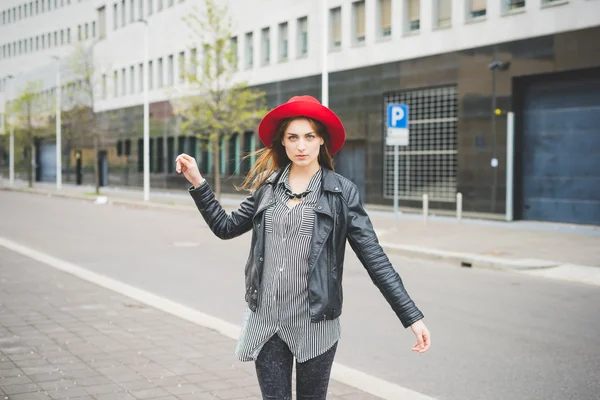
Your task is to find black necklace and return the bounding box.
[285,188,310,200]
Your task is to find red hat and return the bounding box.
[258,95,346,155]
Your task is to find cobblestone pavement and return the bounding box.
[0,248,380,400]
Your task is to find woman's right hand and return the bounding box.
[175,153,204,188]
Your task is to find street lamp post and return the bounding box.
[6,75,15,187]
[52,56,62,190]
[321,0,328,107]
[135,19,150,201]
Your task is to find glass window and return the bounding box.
[261,27,270,65]
[297,16,308,57]
[278,22,288,61]
[245,32,253,68]
[330,7,341,49]
[379,0,391,37]
[353,1,365,43]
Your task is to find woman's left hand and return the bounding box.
[410,320,431,353]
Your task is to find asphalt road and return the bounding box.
[1,190,599,400]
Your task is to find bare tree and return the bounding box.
[173,0,268,200]
[8,81,47,187]
[64,42,103,194]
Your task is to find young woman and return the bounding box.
[176,95,430,400]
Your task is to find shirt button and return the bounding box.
[279,268,283,272]
[259,257,264,262]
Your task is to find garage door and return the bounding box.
[521,75,600,225]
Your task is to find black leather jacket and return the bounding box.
[189,167,424,328]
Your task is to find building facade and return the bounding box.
[2,0,600,224]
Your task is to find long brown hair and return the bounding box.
[237,117,335,193]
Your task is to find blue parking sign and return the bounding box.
[387,104,408,129]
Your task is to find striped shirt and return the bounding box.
[235,163,341,363]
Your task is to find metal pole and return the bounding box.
[423,193,429,225]
[505,111,515,222]
[393,145,399,229]
[56,59,62,190]
[491,68,498,213]
[321,0,328,107]
[143,22,150,201]
[456,192,463,223]
[8,77,14,187]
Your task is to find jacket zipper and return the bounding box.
[325,196,337,321]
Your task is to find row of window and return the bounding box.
[1,0,89,26]
[97,0,185,39]
[0,22,95,61]
[102,49,193,99]
[117,133,258,177]
[328,0,565,49]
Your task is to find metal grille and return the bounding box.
[383,86,458,202]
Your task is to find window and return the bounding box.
[157,0,163,11]
[18,5,22,19]
[178,51,185,83]
[121,0,126,26]
[148,60,153,89]
[60,30,64,44]
[330,7,341,49]
[436,0,451,27]
[130,66,134,93]
[168,54,174,85]
[168,0,173,6]
[48,33,51,47]
[157,57,163,87]
[278,22,288,61]
[229,38,237,69]
[41,0,45,12]
[30,38,33,50]
[469,0,486,18]
[102,74,107,99]
[189,48,197,78]
[24,40,28,53]
[406,0,420,32]
[130,0,134,22]
[138,63,143,92]
[19,41,22,54]
[378,0,391,37]
[504,0,525,12]
[78,25,82,40]
[148,0,153,14]
[54,31,58,46]
[261,27,270,65]
[93,21,96,37]
[245,32,253,68]
[67,27,71,43]
[353,1,365,43]
[139,0,143,18]
[42,35,45,48]
[85,23,89,39]
[98,6,106,38]
[36,36,39,50]
[24,4,28,17]
[297,17,308,57]
[113,71,118,96]
[113,3,117,29]
[122,67,126,95]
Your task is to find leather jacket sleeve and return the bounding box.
[189,182,255,240]
[345,185,424,328]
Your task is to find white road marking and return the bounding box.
[0,236,436,400]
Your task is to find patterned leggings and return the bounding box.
[255,334,338,400]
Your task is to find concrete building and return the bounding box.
[2,0,600,224]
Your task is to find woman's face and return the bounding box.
[281,119,325,168]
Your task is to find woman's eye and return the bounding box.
[307,135,315,139]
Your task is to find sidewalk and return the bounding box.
[0,247,379,400]
[2,179,599,283]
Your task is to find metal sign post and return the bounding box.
[386,104,409,229]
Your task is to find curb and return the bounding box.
[380,242,559,271]
[0,185,580,273]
